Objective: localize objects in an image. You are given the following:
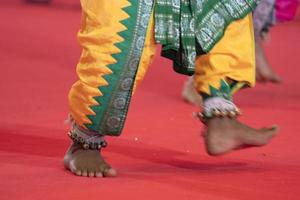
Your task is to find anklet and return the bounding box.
[68,125,107,150]
[196,97,241,123]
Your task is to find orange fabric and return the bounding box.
[68,0,130,128]
[194,14,255,95]
[69,5,255,128]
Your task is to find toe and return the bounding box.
[270,125,279,131]
[260,125,279,134]
[270,74,282,83]
[81,171,88,177]
[95,171,103,178]
[100,162,117,177]
[75,170,82,176]
[94,166,104,178]
[69,161,79,175]
[103,167,117,177]
[98,159,118,177]
[88,171,95,177]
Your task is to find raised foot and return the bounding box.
[64,143,117,177]
[204,117,278,156]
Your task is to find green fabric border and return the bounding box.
[155,0,258,75]
[85,0,153,136]
[196,0,258,52]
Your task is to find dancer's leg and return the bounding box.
[254,0,282,83]
[194,15,278,156]
[182,76,202,107]
[64,0,156,177]
[255,37,281,83]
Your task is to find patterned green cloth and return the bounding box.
[155,0,259,75]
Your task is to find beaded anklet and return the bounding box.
[197,80,242,123]
[68,124,107,150]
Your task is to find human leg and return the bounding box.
[194,14,278,156]
[64,0,156,177]
[182,76,202,107]
[254,0,281,83]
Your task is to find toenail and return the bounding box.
[104,168,117,177]
[70,168,76,173]
[76,171,82,176]
[96,172,103,177]
[88,172,95,177]
[82,171,88,176]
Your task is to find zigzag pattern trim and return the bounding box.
[85,1,137,131]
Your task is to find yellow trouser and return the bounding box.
[69,0,255,132]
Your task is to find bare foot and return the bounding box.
[182,77,202,107]
[64,143,117,177]
[256,40,282,83]
[204,117,278,156]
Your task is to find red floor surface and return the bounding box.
[0,1,300,200]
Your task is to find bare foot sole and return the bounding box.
[204,117,278,156]
[64,143,117,177]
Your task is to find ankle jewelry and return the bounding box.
[68,124,107,150]
[196,97,241,123]
[196,79,244,123]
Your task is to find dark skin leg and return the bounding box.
[64,143,117,177]
[182,76,203,107]
[203,117,278,156]
[255,38,281,83]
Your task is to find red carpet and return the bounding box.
[0,1,299,200]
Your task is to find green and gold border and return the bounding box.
[86,0,154,136]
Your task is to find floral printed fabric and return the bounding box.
[155,0,259,75]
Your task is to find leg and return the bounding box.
[254,0,281,83]
[182,76,202,107]
[255,37,281,83]
[194,14,278,156]
[182,0,280,107]
[64,0,156,177]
